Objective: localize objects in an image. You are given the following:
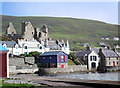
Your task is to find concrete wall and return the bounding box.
[39,65,87,75]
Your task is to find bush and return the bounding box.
[68,52,76,60]
[68,59,76,65]
[29,51,42,58]
[20,54,25,57]
[37,63,43,68]
[25,54,33,57]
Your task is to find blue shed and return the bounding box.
[39,51,68,68]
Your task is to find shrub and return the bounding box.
[20,54,25,56]
[68,52,76,60]
[25,54,33,57]
[68,59,76,65]
[37,63,43,68]
[29,51,42,58]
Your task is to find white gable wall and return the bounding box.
[88,51,100,70]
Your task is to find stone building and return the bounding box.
[5,21,70,54]
[6,23,16,36]
[21,21,35,41]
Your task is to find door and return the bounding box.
[48,63,51,68]
[113,61,115,66]
[61,64,64,68]
[91,62,96,68]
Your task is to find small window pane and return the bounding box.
[24,46,27,49]
[61,56,64,62]
[40,46,42,49]
[90,56,92,61]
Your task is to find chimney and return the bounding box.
[86,46,91,51]
[107,46,110,50]
[61,39,64,43]
[56,40,60,45]
[45,39,48,47]
[113,48,116,52]
[99,48,102,52]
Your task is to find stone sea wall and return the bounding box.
[9,66,38,74]
[9,57,38,74]
[106,66,120,72]
[39,65,87,75]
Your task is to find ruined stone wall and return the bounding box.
[21,22,35,41]
[6,23,16,35]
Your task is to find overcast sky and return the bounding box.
[2,2,118,24]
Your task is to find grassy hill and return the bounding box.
[1,15,118,50]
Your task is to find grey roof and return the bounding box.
[102,49,119,58]
[82,43,91,47]
[92,48,119,58]
[75,50,91,57]
[0,41,21,48]
[92,48,99,54]
[75,48,119,58]
[40,51,65,56]
[48,40,61,50]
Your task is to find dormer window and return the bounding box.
[39,46,42,49]
[24,46,27,49]
[2,43,7,48]
[16,45,18,49]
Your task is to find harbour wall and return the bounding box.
[39,65,87,75]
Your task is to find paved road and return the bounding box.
[9,74,120,88]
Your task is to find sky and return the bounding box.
[1,2,118,24]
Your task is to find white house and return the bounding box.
[0,38,70,56]
[88,51,100,70]
[74,47,100,70]
[0,41,21,56]
[113,37,119,41]
[0,40,45,56]
[18,39,46,54]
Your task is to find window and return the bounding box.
[117,58,118,60]
[24,52,27,55]
[39,46,42,49]
[16,45,18,49]
[90,56,92,61]
[61,56,64,62]
[94,56,97,61]
[90,56,97,61]
[117,61,118,65]
[24,46,27,49]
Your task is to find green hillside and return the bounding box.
[1,15,118,50]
